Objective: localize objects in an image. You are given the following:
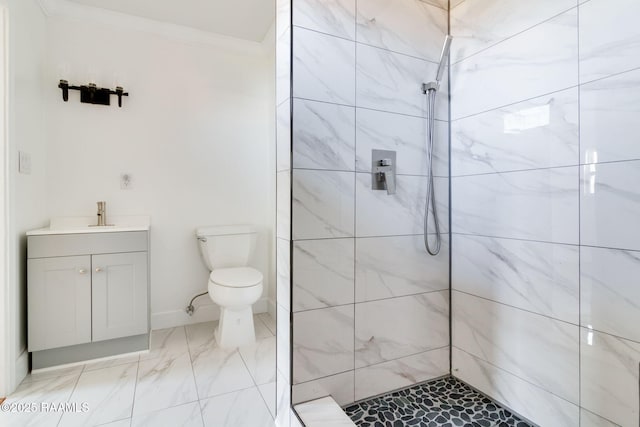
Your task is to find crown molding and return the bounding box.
[37,0,273,56]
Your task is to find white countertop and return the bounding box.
[27,216,151,236]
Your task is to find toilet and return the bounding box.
[196,225,263,349]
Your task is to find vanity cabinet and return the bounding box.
[27,256,92,351]
[27,230,149,367]
[91,252,148,342]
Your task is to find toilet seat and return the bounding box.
[209,267,263,288]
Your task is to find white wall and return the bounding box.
[43,14,275,329]
[5,0,48,389]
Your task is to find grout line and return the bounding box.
[128,360,141,422]
[452,231,640,254]
[451,85,579,122]
[450,163,578,178]
[450,4,579,66]
[183,326,201,402]
[292,233,447,242]
[292,95,450,121]
[292,24,441,65]
[453,289,579,327]
[453,346,579,408]
[292,289,449,315]
[451,158,640,179]
[292,166,449,179]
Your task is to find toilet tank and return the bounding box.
[196,225,257,271]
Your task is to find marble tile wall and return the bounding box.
[451,0,640,425]
[289,0,450,409]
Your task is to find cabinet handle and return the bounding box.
[78,269,87,274]
[95,267,103,273]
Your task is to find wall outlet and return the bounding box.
[120,173,133,190]
[18,151,31,175]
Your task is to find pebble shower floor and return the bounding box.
[344,376,535,427]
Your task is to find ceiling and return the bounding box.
[66,0,275,42]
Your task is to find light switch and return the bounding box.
[18,151,31,175]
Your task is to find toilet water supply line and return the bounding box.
[186,292,208,316]
[421,35,452,256]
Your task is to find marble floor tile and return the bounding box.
[239,336,277,386]
[59,362,138,427]
[258,382,276,418]
[200,387,274,427]
[0,374,79,427]
[255,315,275,339]
[22,365,84,384]
[133,353,198,416]
[190,345,255,400]
[83,354,140,372]
[139,326,189,362]
[8,318,277,427]
[257,313,276,335]
[130,402,202,427]
[185,322,217,359]
[98,419,131,427]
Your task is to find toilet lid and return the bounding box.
[209,267,263,288]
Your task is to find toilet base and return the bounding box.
[215,306,256,349]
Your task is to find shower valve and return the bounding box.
[372,149,397,195]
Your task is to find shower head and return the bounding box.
[435,35,452,83]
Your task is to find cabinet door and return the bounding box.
[92,252,148,342]
[28,256,92,351]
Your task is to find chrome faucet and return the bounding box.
[96,201,107,226]
[376,158,396,195]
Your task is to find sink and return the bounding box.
[27,215,150,236]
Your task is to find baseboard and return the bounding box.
[268,298,276,319]
[15,350,29,387]
[151,297,269,330]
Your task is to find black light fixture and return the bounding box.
[58,79,129,107]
